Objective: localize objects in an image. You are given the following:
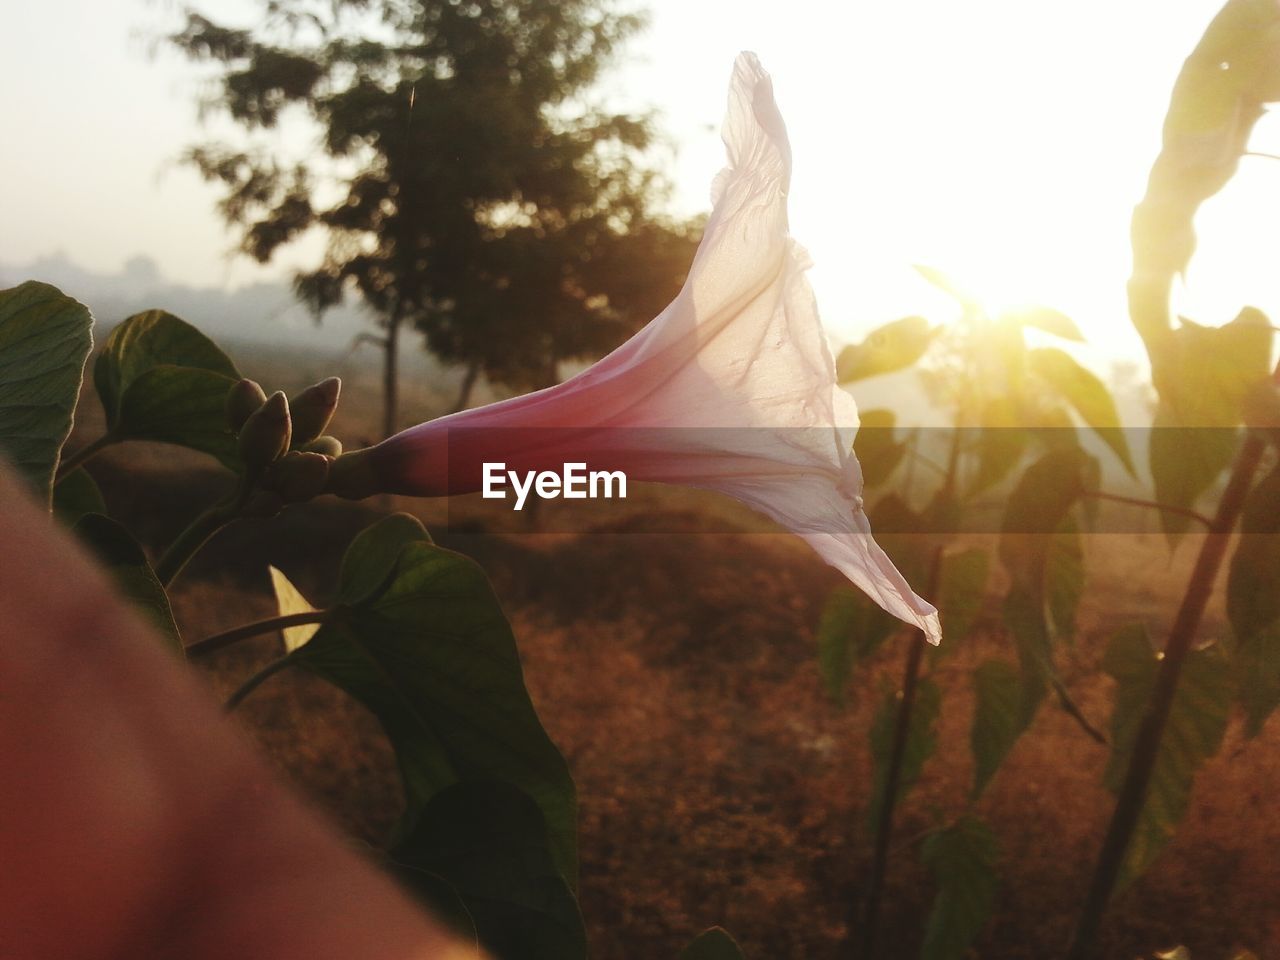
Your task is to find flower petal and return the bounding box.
[338,52,941,643]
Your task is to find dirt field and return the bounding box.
[69,445,1274,960]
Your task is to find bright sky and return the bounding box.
[5,0,1280,366]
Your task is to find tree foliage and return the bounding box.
[169,0,699,430]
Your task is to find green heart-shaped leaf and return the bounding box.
[94,310,241,466]
[0,282,93,502]
[74,514,182,652]
[390,781,585,960]
[287,535,577,884]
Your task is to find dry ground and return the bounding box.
[73,446,1278,960]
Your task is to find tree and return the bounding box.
[169,0,699,437]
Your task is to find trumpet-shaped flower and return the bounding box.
[331,52,941,644]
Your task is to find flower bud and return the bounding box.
[226,378,268,432]
[263,451,331,503]
[301,435,343,458]
[289,377,342,446]
[238,391,291,476]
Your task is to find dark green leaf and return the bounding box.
[679,927,746,960]
[815,585,900,706]
[1149,311,1271,536]
[74,514,182,651]
[966,399,1029,497]
[855,409,907,487]
[837,316,937,383]
[920,817,998,960]
[1047,517,1085,641]
[287,539,578,884]
[1103,626,1232,887]
[937,548,989,647]
[337,512,433,605]
[387,868,478,945]
[1227,465,1280,735]
[868,677,940,830]
[999,447,1097,591]
[866,492,930,585]
[1002,305,1084,341]
[94,310,241,465]
[1001,588,1050,725]
[52,468,106,526]
[971,659,1024,797]
[1028,347,1134,474]
[0,282,93,503]
[390,782,585,960]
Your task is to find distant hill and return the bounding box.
[1,252,376,354]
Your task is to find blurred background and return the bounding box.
[8,0,1280,417]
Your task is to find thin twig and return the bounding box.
[1082,488,1213,530]
[186,610,331,660]
[225,656,295,710]
[54,434,115,484]
[1053,677,1108,745]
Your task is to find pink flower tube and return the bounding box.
[331,52,941,644]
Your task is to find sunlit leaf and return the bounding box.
[970,659,1024,797]
[1130,0,1280,352]
[74,514,182,652]
[286,537,578,884]
[679,927,747,960]
[920,817,998,960]
[0,282,93,503]
[1227,466,1280,735]
[1001,305,1084,342]
[836,316,937,383]
[912,264,981,315]
[1103,626,1232,887]
[855,408,907,487]
[52,468,106,526]
[815,585,901,706]
[94,310,241,466]
[1028,347,1134,474]
[868,677,940,830]
[268,566,322,652]
[390,781,585,960]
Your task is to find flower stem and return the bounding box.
[154,480,256,587]
[855,414,964,960]
[856,543,944,960]
[1066,425,1269,958]
[154,501,238,587]
[54,433,116,484]
[1081,488,1213,530]
[185,610,331,660]
[225,656,295,710]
